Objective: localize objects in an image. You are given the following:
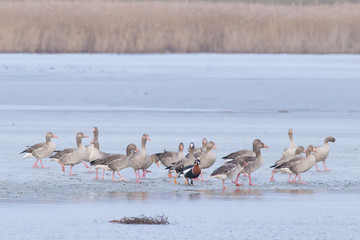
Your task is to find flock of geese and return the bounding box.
[20,128,335,190]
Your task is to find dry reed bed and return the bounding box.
[0,1,359,53]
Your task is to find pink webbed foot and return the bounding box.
[231,181,243,186]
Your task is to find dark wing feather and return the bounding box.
[50,148,75,159]
[90,154,124,166]
[20,142,45,154]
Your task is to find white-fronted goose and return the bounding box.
[313,136,336,171]
[282,128,297,158]
[275,145,317,184]
[270,146,305,182]
[20,132,58,168]
[128,133,151,183]
[198,141,217,181]
[166,142,196,184]
[50,132,89,175]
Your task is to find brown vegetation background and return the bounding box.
[0,0,360,53]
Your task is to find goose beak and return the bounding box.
[213,145,218,150]
[53,134,59,138]
[147,136,151,141]
[156,162,160,167]
[303,150,306,153]
[263,144,269,148]
[84,135,89,138]
[136,148,140,152]
[313,147,317,152]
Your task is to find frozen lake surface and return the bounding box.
[1,54,360,239]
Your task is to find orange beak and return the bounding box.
[136,148,140,153]
[263,144,269,148]
[213,145,218,150]
[147,136,151,141]
[84,135,89,138]
[53,134,59,138]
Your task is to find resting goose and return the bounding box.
[275,145,317,184]
[313,136,336,171]
[236,140,269,186]
[50,132,89,175]
[270,146,305,182]
[198,141,217,181]
[154,142,185,178]
[90,143,139,181]
[128,134,151,183]
[20,132,58,168]
[282,128,297,158]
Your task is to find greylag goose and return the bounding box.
[313,136,336,171]
[90,143,139,181]
[49,132,89,175]
[89,138,111,179]
[154,142,185,178]
[84,127,99,169]
[210,161,243,191]
[235,140,269,186]
[222,139,261,161]
[128,133,151,183]
[275,145,317,184]
[270,146,305,182]
[198,141,217,181]
[178,159,201,185]
[282,128,297,158]
[166,142,196,184]
[20,132,58,168]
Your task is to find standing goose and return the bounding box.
[282,128,297,158]
[186,138,207,158]
[178,159,201,185]
[154,142,185,178]
[20,132,58,168]
[275,145,317,184]
[129,134,151,183]
[90,144,139,181]
[89,138,111,179]
[50,132,89,175]
[236,140,269,186]
[270,146,305,182]
[84,127,99,169]
[198,141,217,181]
[166,142,196,184]
[313,136,336,171]
[222,139,262,161]
[210,161,243,191]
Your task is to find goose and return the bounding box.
[269,146,305,182]
[178,159,201,185]
[84,127,99,169]
[275,145,317,184]
[186,138,207,158]
[90,143,139,181]
[198,141,217,181]
[128,134,151,183]
[166,142,196,184]
[154,142,185,178]
[313,136,336,171]
[235,140,269,186]
[20,132,58,168]
[282,128,297,158]
[222,139,262,161]
[89,138,111,179]
[49,132,89,175]
[210,161,243,191]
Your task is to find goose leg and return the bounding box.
[222,180,226,191]
[287,173,292,182]
[323,161,332,171]
[82,161,89,168]
[117,171,126,182]
[270,170,276,182]
[94,169,99,179]
[248,173,257,186]
[111,171,116,182]
[101,170,105,180]
[69,165,77,176]
[297,174,306,184]
[315,162,320,172]
[32,159,39,168]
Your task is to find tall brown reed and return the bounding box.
[0,0,359,53]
